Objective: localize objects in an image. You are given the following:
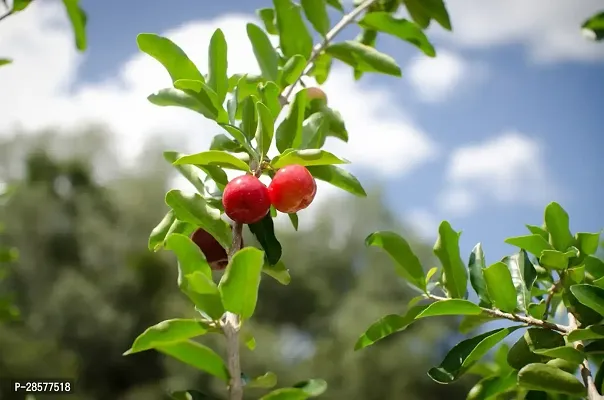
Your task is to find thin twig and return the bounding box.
[281,0,378,101]
[428,295,570,334]
[568,312,603,400]
[543,281,560,320]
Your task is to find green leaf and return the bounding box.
[428,327,523,383]
[164,190,232,249]
[576,232,601,256]
[257,8,278,35]
[167,234,214,280]
[484,261,518,313]
[310,53,331,84]
[137,34,203,84]
[207,29,229,104]
[271,149,348,168]
[582,11,604,41]
[301,0,330,37]
[326,0,343,12]
[241,95,259,140]
[503,250,537,312]
[248,213,282,266]
[358,12,435,57]
[125,319,213,355]
[157,340,229,382]
[148,88,220,120]
[255,102,275,157]
[403,0,451,30]
[0,58,12,67]
[468,243,491,306]
[273,0,314,59]
[466,372,517,400]
[528,301,546,319]
[61,0,87,51]
[433,221,468,299]
[299,112,331,149]
[246,23,279,82]
[292,379,327,397]
[260,389,308,400]
[163,151,207,194]
[532,347,585,365]
[259,82,282,118]
[586,255,604,279]
[172,150,251,172]
[526,224,549,240]
[281,55,307,86]
[570,284,604,316]
[219,124,258,158]
[148,210,177,251]
[249,372,278,389]
[218,248,265,319]
[276,89,307,152]
[507,328,565,370]
[288,213,299,231]
[539,249,576,270]
[210,134,242,153]
[174,79,229,123]
[415,299,481,318]
[504,234,553,257]
[12,0,34,12]
[354,305,428,350]
[306,165,366,197]
[517,363,586,396]
[567,325,604,342]
[365,231,426,291]
[263,260,291,285]
[165,220,196,242]
[326,41,402,77]
[544,202,574,252]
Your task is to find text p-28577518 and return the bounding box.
[12,379,74,394]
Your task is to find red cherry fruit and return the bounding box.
[268,164,317,213]
[222,174,271,224]
[191,228,228,270]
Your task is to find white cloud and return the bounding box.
[438,131,558,216]
[435,0,604,63]
[0,1,438,231]
[406,50,486,103]
[406,208,440,240]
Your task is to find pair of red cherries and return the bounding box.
[222,164,317,224]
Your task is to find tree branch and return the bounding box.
[428,295,570,334]
[568,312,603,400]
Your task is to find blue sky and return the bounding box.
[1,0,603,265]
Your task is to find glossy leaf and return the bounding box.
[292,379,327,397]
[507,328,565,370]
[526,224,549,240]
[172,150,250,172]
[466,372,517,400]
[281,55,307,86]
[310,52,332,84]
[255,102,275,157]
[468,243,490,306]
[567,325,604,342]
[300,112,330,149]
[207,29,229,104]
[164,190,232,249]
[137,34,203,83]
[157,340,229,382]
[415,299,481,318]
[306,165,366,197]
[0,59,12,67]
[218,248,265,319]
[570,284,604,316]
[125,319,213,355]
[484,261,517,312]
[148,88,220,120]
[248,213,282,266]
[301,0,330,37]
[210,134,242,153]
[354,305,428,350]
[249,372,278,389]
[428,327,522,383]
[326,0,343,12]
[575,232,601,256]
[12,0,34,12]
[365,231,426,291]
[586,255,604,279]
[433,221,468,299]
[517,363,586,396]
[164,151,207,194]
[288,213,299,231]
[582,11,604,41]
[273,0,313,59]
[257,8,278,35]
[246,23,279,82]
[532,346,585,365]
[403,0,451,30]
[326,41,402,77]
[504,234,553,257]
[358,12,435,57]
[173,79,229,123]
[148,210,177,251]
[271,149,348,168]
[259,82,282,118]
[260,389,308,400]
[503,250,537,312]
[276,89,307,152]
[219,125,257,159]
[544,202,574,252]
[539,249,576,270]
[528,301,546,319]
[263,260,291,285]
[62,0,87,51]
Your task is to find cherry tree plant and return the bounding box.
[357,202,604,400]
[123,0,444,399]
